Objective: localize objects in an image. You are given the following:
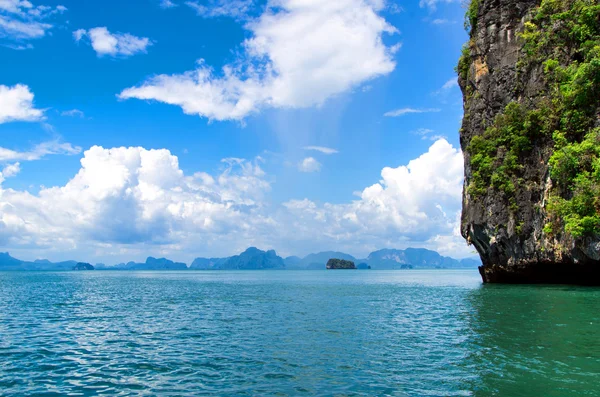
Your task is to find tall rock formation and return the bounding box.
[459,0,600,283]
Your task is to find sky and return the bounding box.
[0,0,473,264]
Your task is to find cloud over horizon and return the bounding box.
[0,139,470,263]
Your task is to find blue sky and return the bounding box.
[0,0,472,264]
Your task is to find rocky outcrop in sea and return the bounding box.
[459,0,600,283]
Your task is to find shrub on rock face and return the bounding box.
[326,259,356,270]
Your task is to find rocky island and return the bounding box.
[326,259,356,270]
[459,0,600,283]
[73,262,94,271]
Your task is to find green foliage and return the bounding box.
[536,0,600,237]
[466,0,600,239]
[547,129,600,237]
[458,0,481,86]
[326,259,356,270]
[467,102,550,203]
[465,0,482,33]
[456,43,472,82]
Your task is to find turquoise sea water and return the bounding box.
[0,270,598,396]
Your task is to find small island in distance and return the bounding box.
[72,262,94,271]
[326,259,356,270]
[0,247,481,272]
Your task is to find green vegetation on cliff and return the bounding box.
[462,0,600,239]
[465,0,482,33]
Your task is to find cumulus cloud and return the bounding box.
[74,27,152,57]
[298,157,321,173]
[119,0,399,121]
[384,107,441,117]
[0,140,470,261]
[0,146,271,254]
[0,84,44,124]
[304,146,338,155]
[0,141,81,161]
[0,0,66,44]
[281,139,467,256]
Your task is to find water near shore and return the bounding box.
[0,270,598,396]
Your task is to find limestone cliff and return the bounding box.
[459,0,600,283]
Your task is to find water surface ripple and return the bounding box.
[0,270,598,396]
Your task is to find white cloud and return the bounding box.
[0,0,66,43]
[119,0,399,121]
[384,107,440,117]
[159,0,177,8]
[0,141,81,161]
[185,0,253,20]
[0,140,471,262]
[426,134,448,141]
[72,28,85,41]
[0,0,29,14]
[74,27,152,57]
[431,18,455,25]
[412,128,434,136]
[0,163,21,184]
[0,84,44,124]
[434,77,458,94]
[406,128,446,141]
[387,3,403,14]
[298,157,321,173]
[1,162,20,177]
[2,42,33,50]
[61,109,85,118]
[0,146,272,256]
[0,16,49,38]
[304,146,338,155]
[0,162,20,184]
[0,163,21,185]
[432,77,460,103]
[281,139,468,257]
[419,0,458,11]
[441,77,458,90]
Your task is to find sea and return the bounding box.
[0,270,598,396]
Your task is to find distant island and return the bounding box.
[73,262,94,271]
[98,257,187,271]
[0,247,481,271]
[326,259,356,270]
